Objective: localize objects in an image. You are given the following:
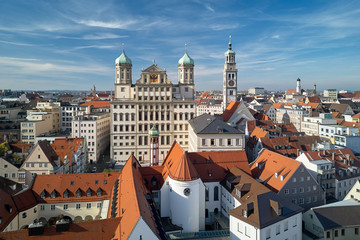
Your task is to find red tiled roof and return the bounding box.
[51,138,84,165]
[272,103,284,109]
[111,155,163,240]
[332,112,340,118]
[286,89,296,95]
[0,189,18,231]
[250,149,301,193]
[307,96,321,103]
[342,121,360,130]
[247,120,256,133]
[162,142,199,181]
[250,127,269,139]
[31,173,119,203]
[200,91,212,99]
[352,112,360,119]
[0,217,120,240]
[222,101,241,122]
[80,100,110,108]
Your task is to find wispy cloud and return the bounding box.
[74,19,139,29]
[205,4,215,13]
[0,40,35,46]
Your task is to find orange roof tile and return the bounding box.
[0,189,18,231]
[286,89,296,95]
[51,138,84,165]
[162,142,199,181]
[352,112,360,119]
[161,142,250,182]
[31,173,119,203]
[222,101,241,122]
[80,100,110,108]
[250,127,269,139]
[111,155,163,239]
[200,91,212,99]
[247,120,256,133]
[0,217,120,240]
[250,149,301,192]
[332,112,340,118]
[272,103,284,109]
[342,121,360,129]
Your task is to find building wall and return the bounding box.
[278,165,325,210]
[204,182,221,224]
[167,177,205,233]
[188,128,245,152]
[4,200,108,231]
[72,113,110,162]
[0,158,24,183]
[335,177,360,200]
[319,125,358,139]
[128,217,159,240]
[221,185,240,218]
[21,114,54,144]
[60,105,81,133]
[230,212,302,240]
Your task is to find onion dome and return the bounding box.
[149,125,160,138]
[178,44,194,66]
[115,49,132,65]
[225,36,235,55]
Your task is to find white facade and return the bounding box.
[188,128,245,152]
[301,114,337,136]
[72,112,110,163]
[230,212,302,240]
[323,89,338,99]
[128,217,159,240]
[319,125,358,139]
[248,87,265,95]
[196,102,223,116]
[223,39,238,110]
[60,104,81,134]
[160,176,205,232]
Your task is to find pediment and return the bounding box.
[142,64,166,73]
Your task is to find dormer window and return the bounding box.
[97,188,102,197]
[63,189,69,198]
[51,190,57,199]
[76,189,82,198]
[151,177,158,186]
[40,190,46,199]
[86,188,92,197]
[5,204,12,213]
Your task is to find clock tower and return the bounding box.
[223,36,238,110]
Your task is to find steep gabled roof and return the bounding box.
[222,102,241,122]
[31,173,119,203]
[162,142,199,181]
[250,149,301,192]
[161,142,250,183]
[0,188,18,231]
[38,141,59,167]
[111,155,164,239]
[226,167,302,229]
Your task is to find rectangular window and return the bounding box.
[276,224,280,235]
[210,139,215,146]
[63,204,68,210]
[40,205,45,211]
[202,139,206,146]
[87,203,91,209]
[51,205,55,211]
[284,221,288,231]
[76,204,81,209]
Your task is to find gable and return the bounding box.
[142,64,166,73]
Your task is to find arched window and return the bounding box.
[214,186,219,201]
[205,209,209,218]
[205,187,209,201]
[214,208,219,215]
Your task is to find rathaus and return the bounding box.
[110,46,196,163]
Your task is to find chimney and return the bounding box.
[332,152,336,161]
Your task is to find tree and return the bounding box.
[12,153,23,164]
[0,142,9,156]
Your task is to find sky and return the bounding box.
[0,0,359,92]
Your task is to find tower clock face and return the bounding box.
[150,74,159,83]
[228,80,235,87]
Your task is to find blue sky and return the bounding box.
[0,0,359,92]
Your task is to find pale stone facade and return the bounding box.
[111,49,195,164]
[72,112,110,163]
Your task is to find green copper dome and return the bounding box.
[115,50,132,65]
[178,51,194,66]
[149,125,160,138]
[225,42,235,55]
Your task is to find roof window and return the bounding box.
[40,190,46,199]
[70,181,74,186]
[76,188,82,198]
[86,188,92,197]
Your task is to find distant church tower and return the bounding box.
[149,126,160,166]
[296,78,301,94]
[223,36,238,110]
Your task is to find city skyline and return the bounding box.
[0,0,359,92]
